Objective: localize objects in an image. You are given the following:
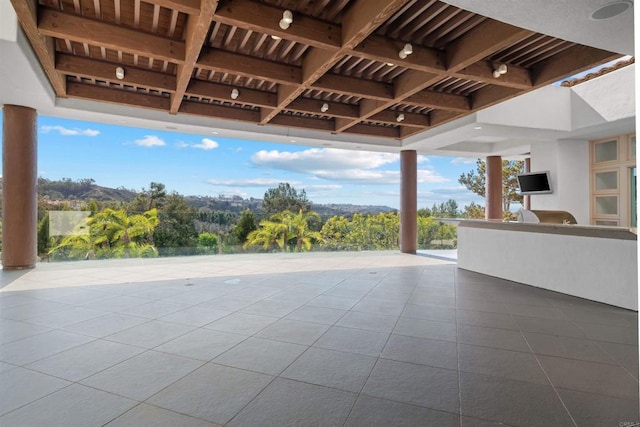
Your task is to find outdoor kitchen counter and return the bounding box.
[454,220,638,310]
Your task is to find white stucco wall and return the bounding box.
[530,139,590,224]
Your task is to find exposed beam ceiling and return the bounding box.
[11,0,621,142]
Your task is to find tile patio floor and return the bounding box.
[0,251,637,426]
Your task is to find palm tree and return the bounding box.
[49,208,159,259]
[289,210,322,252]
[243,220,286,251]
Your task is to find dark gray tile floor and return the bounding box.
[0,253,637,426]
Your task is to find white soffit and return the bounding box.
[442,0,634,55]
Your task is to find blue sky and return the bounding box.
[0,115,484,209]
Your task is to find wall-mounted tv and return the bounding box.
[517,171,553,195]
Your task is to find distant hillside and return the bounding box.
[32,178,397,217]
[37,178,137,202]
[311,203,397,218]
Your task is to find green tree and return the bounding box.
[233,209,257,243]
[287,210,323,252]
[429,199,459,218]
[37,213,52,256]
[461,202,485,219]
[49,208,159,259]
[152,193,198,254]
[243,220,286,251]
[197,232,218,252]
[262,183,310,216]
[458,159,524,213]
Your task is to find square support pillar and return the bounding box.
[485,155,503,220]
[3,105,38,269]
[400,150,417,254]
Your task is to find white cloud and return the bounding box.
[176,141,189,149]
[417,155,430,163]
[206,178,301,187]
[451,157,478,165]
[192,138,219,150]
[252,148,398,172]
[134,135,166,147]
[41,125,99,136]
[250,148,446,185]
[305,184,342,191]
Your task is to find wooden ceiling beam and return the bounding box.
[369,110,429,127]
[56,54,176,93]
[286,98,359,119]
[197,49,301,85]
[470,85,521,111]
[270,115,335,132]
[399,126,427,139]
[452,62,532,89]
[336,18,534,134]
[349,35,445,74]
[468,45,620,115]
[344,123,400,139]
[312,74,393,101]
[347,36,532,90]
[66,82,170,110]
[334,70,442,132]
[10,0,66,97]
[38,9,185,64]
[531,45,621,87]
[446,20,534,72]
[171,0,218,114]
[213,0,342,50]
[186,80,276,108]
[404,90,470,112]
[143,0,202,15]
[259,0,410,125]
[180,100,261,121]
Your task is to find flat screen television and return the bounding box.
[517,171,553,195]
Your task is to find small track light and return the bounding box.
[279,10,293,29]
[396,113,405,122]
[399,43,413,59]
[115,66,125,80]
[230,88,239,100]
[321,103,329,113]
[493,64,508,78]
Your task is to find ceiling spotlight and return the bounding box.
[386,62,395,66]
[396,113,405,122]
[115,66,125,80]
[279,10,293,29]
[493,63,508,78]
[321,103,329,113]
[399,43,413,59]
[230,88,239,100]
[271,35,282,40]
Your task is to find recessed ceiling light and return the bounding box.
[290,139,296,143]
[590,0,632,20]
[473,126,483,130]
[211,131,218,135]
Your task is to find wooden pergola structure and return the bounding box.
[11,0,620,140]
